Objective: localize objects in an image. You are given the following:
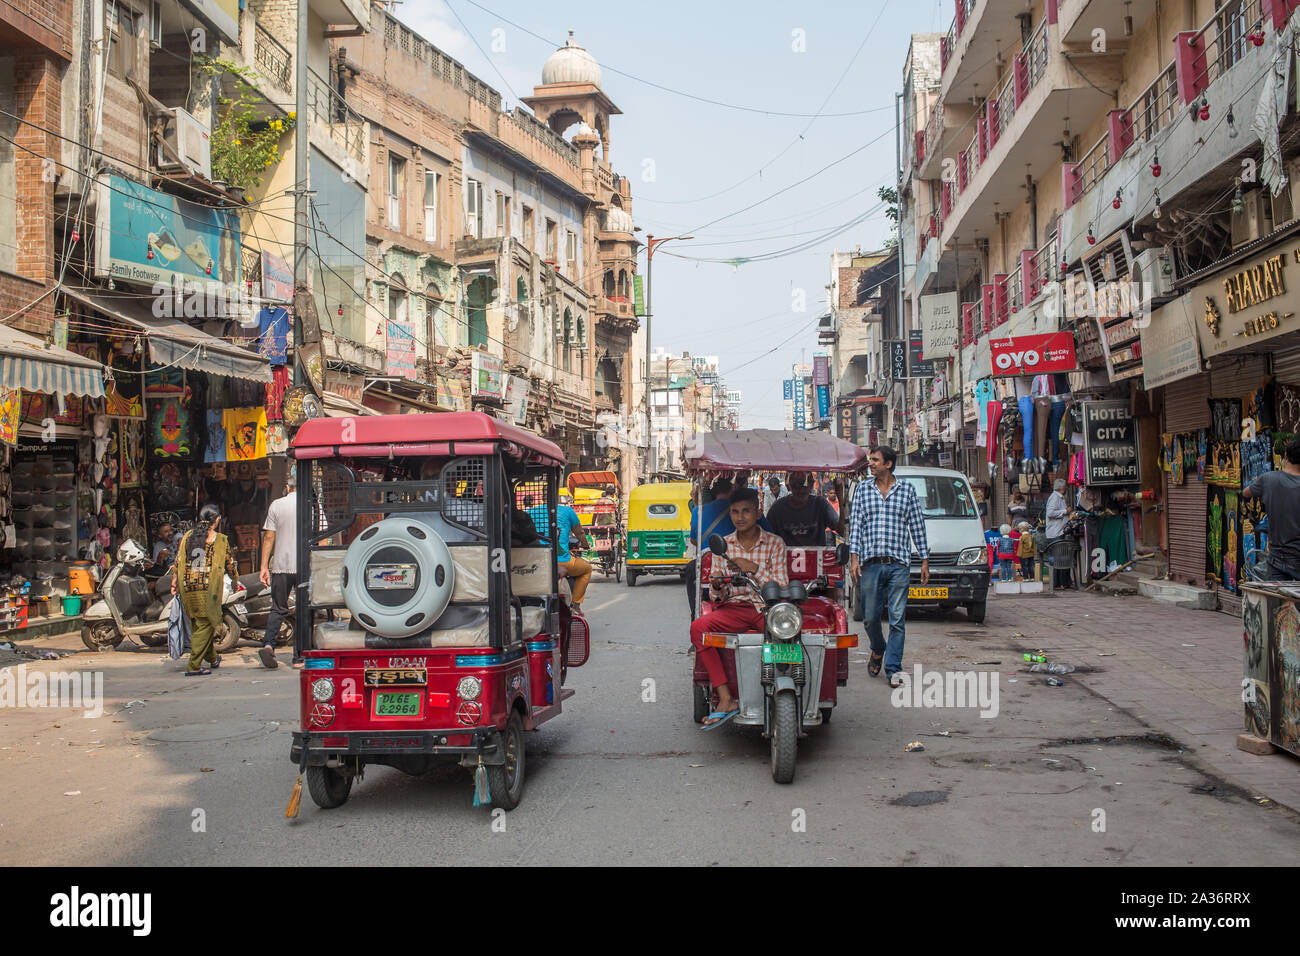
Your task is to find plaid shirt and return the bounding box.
[847,476,929,565]
[711,528,789,611]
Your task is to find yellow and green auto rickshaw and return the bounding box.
[625,481,693,587]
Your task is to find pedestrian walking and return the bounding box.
[847,445,929,688]
[259,471,297,669]
[173,503,239,676]
[1244,436,1300,579]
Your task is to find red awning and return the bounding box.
[686,429,869,474]
[291,411,566,466]
[567,470,619,493]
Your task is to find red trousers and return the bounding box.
[690,603,765,693]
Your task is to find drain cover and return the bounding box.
[148,720,269,743]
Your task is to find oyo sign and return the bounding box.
[989,332,1077,376]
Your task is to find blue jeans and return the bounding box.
[858,560,910,676]
[999,559,1015,581]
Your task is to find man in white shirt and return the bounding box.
[258,471,297,668]
[1045,478,1072,590]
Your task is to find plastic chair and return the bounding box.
[1042,537,1081,590]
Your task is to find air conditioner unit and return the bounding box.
[160,107,211,181]
[1231,190,1273,249]
[1132,247,1176,300]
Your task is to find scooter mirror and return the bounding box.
[834,543,850,567]
[707,534,728,556]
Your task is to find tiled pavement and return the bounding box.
[989,588,1300,813]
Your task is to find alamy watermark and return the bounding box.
[890,665,1000,718]
[0,665,104,718]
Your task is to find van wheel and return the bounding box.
[486,711,526,810]
[305,765,352,809]
[966,601,987,624]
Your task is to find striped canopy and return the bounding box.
[0,324,105,398]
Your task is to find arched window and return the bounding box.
[616,269,629,299]
[562,307,573,372]
[466,274,495,348]
[603,269,615,297]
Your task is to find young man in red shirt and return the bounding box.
[689,487,789,727]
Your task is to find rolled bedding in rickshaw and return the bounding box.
[313,603,548,648]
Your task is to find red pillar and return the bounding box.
[1174,31,1208,105]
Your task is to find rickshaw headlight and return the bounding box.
[766,602,802,641]
[958,547,986,565]
[311,678,335,702]
[456,676,482,701]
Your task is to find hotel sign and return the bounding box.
[1194,244,1300,359]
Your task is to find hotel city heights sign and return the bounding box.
[1195,242,1300,359]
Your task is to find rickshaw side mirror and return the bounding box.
[707,534,728,556]
[834,543,850,567]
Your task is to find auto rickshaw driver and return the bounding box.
[688,487,789,727]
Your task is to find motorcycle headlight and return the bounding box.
[958,547,986,566]
[766,602,802,641]
[311,677,335,702]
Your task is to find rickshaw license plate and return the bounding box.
[374,692,421,717]
[909,586,949,599]
[762,643,803,664]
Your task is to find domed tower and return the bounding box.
[523,31,621,165]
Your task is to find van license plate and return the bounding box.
[909,586,949,599]
[762,643,803,664]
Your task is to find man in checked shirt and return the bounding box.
[689,487,789,727]
[847,446,930,688]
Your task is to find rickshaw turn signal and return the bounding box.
[702,633,734,648]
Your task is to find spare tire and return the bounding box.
[342,517,455,638]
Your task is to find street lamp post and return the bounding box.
[644,233,692,477]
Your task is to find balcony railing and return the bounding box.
[1008,263,1023,314]
[1127,61,1179,146]
[306,68,365,163]
[1185,0,1266,93]
[923,101,944,168]
[940,0,977,74]
[1023,18,1050,90]
[254,23,292,92]
[1076,134,1111,200]
[1031,235,1059,292]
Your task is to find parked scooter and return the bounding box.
[81,541,246,651]
[216,573,295,653]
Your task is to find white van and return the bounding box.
[892,465,991,623]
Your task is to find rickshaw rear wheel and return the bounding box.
[626,570,638,587]
[771,692,798,784]
[486,710,526,810]
[305,764,352,809]
[692,684,711,724]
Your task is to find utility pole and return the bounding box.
[642,233,691,478]
[292,0,308,390]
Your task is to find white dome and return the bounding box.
[602,206,634,234]
[542,31,602,86]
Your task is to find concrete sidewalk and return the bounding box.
[989,587,1300,812]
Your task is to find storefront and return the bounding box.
[0,324,107,631]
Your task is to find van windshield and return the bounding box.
[901,475,978,518]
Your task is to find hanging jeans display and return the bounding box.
[1047,400,1067,470]
[1019,396,1035,467]
[986,400,1003,466]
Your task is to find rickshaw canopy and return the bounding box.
[291,411,566,467]
[685,429,868,475]
[567,470,620,493]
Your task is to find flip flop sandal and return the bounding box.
[184,668,211,677]
[210,656,222,669]
[868,652,883,677]
[700,709,739,730]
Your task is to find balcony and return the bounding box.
[311,0,369,32]
[306,67,366,166]
[1059,0,1158,47]
[254,23,292,93]
[940,20,1111,246]
[939,0,1035,106]
[1058,0,1283,265]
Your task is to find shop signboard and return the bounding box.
[1193,242,1300,360]
[782,379,794,401]
[908,329,935,378]
[920,291,959,359]
[793,390,806,429]
[887,340,908,379]
[261,249,294,302]
[1094,315,1143,382]
[385,320,417,380]
[95,174,241,293]
[470,352,504,400]
[989,331,1077,376]
[815,384,831,419]
[1082,399,1139,486]
[1140,298,1203,389]
[633,275,645,316]
[836,403,855,442]
[504,374,529,424]
[812,354,830,386]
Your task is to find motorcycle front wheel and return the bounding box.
[770,692,798,784]
[80,621,123,651]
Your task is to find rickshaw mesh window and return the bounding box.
[309,461,356,541]
[442,457,488,535]
[514,476,550,534]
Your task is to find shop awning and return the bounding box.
[0,323,106,398]
[323,391,377,417]
[61,287,272,383]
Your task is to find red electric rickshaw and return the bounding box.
[685,429,864,783]
[287,412,590,812]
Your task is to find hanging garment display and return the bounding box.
[258,306,290,366]
[204,409,227,463]
[1197,430,1208,481]
[223,406,267,461]
[1242,495,1268,574]
[1171,434,1185,485]
[148,395,192,458]
[985,399,1003,465]
[20,391,82,428]
[265,421,288,455]
[120,419,144,486]
[0,387,20,446]
[1208,398,1242,442]
[104,344,145,419]
[1207,485,1226,588]
[1018,395,1035,469]
[265,365,290,422]
[1245,378,1275,431]
[1243,435,1273,486]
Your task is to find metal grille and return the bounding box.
[441,457,488,537]
[513,476,550,540]
[309,461,356,542]
[566,615,590,667]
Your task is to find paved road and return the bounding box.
[2,574,1298,865]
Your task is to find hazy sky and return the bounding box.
[402,0,940,426]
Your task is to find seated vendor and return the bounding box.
[766,471,844,547]
[689,487,789,727]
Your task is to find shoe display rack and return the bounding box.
[10,445,79,587]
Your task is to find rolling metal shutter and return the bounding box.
[1164,374,1211,589]
[1271,342,1300,386]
